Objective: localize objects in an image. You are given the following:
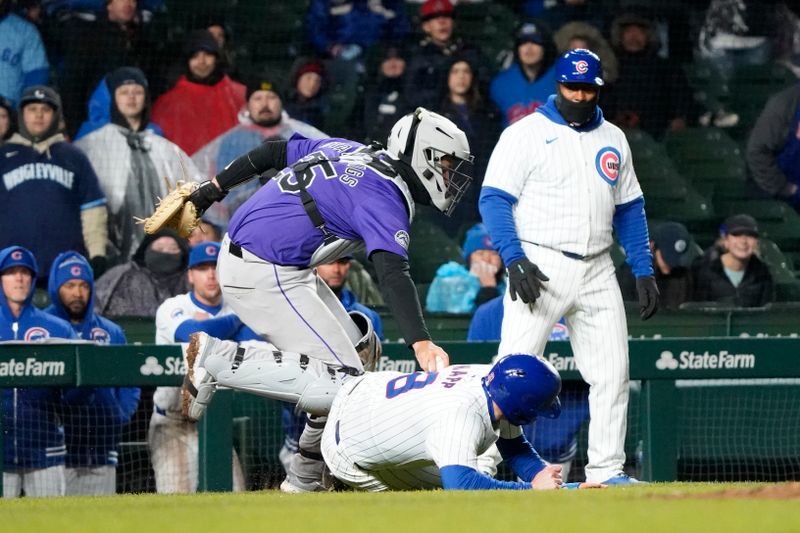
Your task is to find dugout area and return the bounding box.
[2,336,800,494]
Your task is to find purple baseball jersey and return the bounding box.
[228,136,412,266]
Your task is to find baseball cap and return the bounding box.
[188,242,221,268]
[0,245,38,276]
[722,214,759,237]
[420,0,454,21]
[19,85,61,111]
[462,223,496,263]
[651,222,693,269]
[516,22,545,46]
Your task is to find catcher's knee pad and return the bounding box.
[295,370,343,416]
[349,311,382,371]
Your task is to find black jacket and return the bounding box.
[691,252,774,307]
[746,83,800,198]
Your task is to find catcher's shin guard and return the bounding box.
[182,332,240,421]
[206,348,344,416]
[349,311,381,371]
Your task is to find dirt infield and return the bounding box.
[666,482,800,500]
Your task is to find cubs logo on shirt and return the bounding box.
[90,327,111,344]
[595,147,620,186]
[24,327,49,341]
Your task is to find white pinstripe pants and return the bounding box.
[65,466,116,496]
[498,243,629,483]
[3,466,65,498]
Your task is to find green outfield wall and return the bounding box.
[2,337,799,493]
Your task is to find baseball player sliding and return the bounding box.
[178,108,475,492]
[479,49,659,485]
[185,335,604,491]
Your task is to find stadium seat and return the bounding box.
[664,127,742,163]
[759,238,795,274]
[684,59,730,115]
[625,129,676,177]
[643,186,715,224]
[727,62,798,138]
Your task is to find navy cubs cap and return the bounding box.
[651,222,693,269]
[0,245,38,276]
[516,22,545,46]
[722,214,759,237]
[189,242,221,268]
[19,85,61,111]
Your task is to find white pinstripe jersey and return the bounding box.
[333,365,520,475]
[483,111,643,257]
[153,292,235,413]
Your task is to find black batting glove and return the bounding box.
[188,180,227,216]
[507,258,549,305]
[636,276,659,320]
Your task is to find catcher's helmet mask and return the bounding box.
[387,107,474,216]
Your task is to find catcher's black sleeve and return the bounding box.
[371,250,431,346]
[215,139,288,191]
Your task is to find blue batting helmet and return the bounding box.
[482,354,562,425]
[555,48,604,87]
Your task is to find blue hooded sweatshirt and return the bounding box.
[1,245,76,469]
[45,251,140,466]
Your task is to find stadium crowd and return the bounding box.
[2,0,800,496]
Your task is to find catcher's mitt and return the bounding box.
[137,180,200,238]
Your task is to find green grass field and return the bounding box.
[2,483,800,533]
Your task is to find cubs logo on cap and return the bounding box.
[574,60,589,74]
[1,245,38,276]
[595,147,621,186]
[71,265,83,277]
[189,241,221,268]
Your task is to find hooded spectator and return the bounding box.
[76,67,202,264]
[0,86,108,281]
[94,229,191,318]
[553,20,618,84]
[192,76,326,229]
[151,29,246,155]
[490,20,558,126]
[284,58,329,130]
